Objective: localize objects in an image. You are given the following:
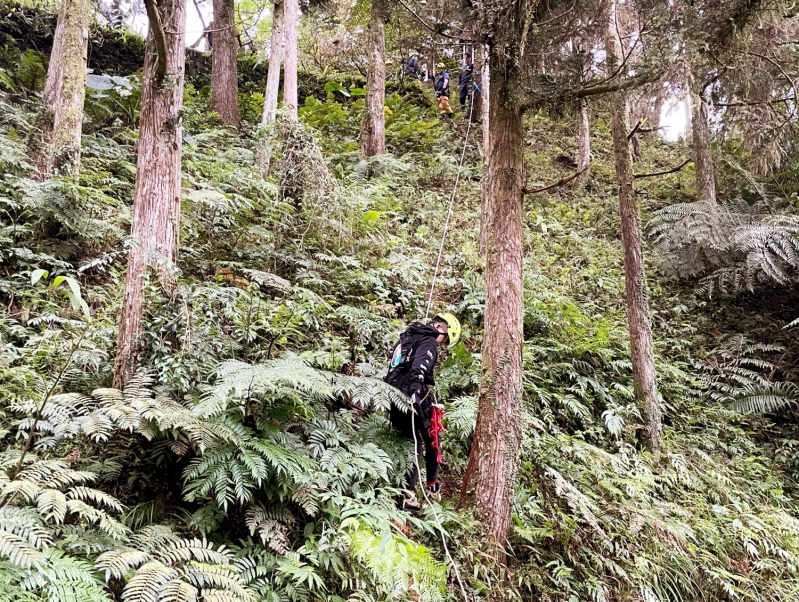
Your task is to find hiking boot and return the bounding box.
[426,482,441,501]
[401,495,421,512]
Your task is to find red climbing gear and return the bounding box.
[428,404,445,464]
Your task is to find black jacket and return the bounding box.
[384,322,439,399]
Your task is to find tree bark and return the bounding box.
[691,76,716,202]
[360,0,388,157]
[575,98,590,187]
[261,0,284,126]
[478,43,490,255]
[114,0,186,388]
[210,0,239,125]
[606,2,661,457]
[282,0,299,120]
[468,54,524,558]
[39,0,90,177]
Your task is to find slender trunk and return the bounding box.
[282,0,299,120]
[469,55,524,557]
[360,0,387,157]
[647,87,663,141]
[39,0,90,177]
[478,44,490,255]
[575,98,590,187]
[210,0,239,125]
[683,79,692,139]
[261,0,284,126]
[606,2,661,457]
[114,0,186,388]
[691,76,716,202]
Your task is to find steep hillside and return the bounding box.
[3,6,799,601]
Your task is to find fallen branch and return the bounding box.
[143,0,169,84]
[634,159,691,179]
[524,167,588,194]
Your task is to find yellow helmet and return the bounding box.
[434,313,461,348]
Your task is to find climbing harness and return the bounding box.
[423,79,477,321]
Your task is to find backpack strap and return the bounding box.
[387,331,417,374]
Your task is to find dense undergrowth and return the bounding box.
[4,15,799,602]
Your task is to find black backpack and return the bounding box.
[435,73,447,92]
[386,331,417,378]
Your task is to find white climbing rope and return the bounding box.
[423,88,477,321]
[414,85,479,600]
[410,402,471,601]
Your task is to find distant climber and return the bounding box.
[404,50,420,80]
[384,313,461,511]
[458,53,473,107]
[434,64,453,117]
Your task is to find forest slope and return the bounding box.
[3,7,799,601]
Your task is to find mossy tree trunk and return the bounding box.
[468,51,524,558]
[606,1,661,456]
[114,0,186,388]
[261,0,284,126]
[210,0,239,125]
[360,0,388,157]
[282,0,298,120]
[40,0,90,177]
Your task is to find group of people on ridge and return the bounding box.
[383,313,462,510]
[404,49,475,118]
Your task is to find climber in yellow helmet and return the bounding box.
[384,313,461,510]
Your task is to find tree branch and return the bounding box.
[627,119,643,140]
[523,167,588,194]
[714,96,796,107]
[189,0,207,49]
[395,0,472,41]
[143,0,169,84]
[731,49,798,108]
[634,159,691,179]
[572,68,662,98]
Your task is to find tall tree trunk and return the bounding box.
[468,55,524,557]
[261,0,284,126]
[114,0,186,388]
[606,2,661,457]
[210,0,239,125]
[282,0,299,120]
[647,86,664,141]
[691,77,716,202]
[478,44,490,255]
[39,0,90,177]
[360,0,388,157]
[575,98,590,187]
